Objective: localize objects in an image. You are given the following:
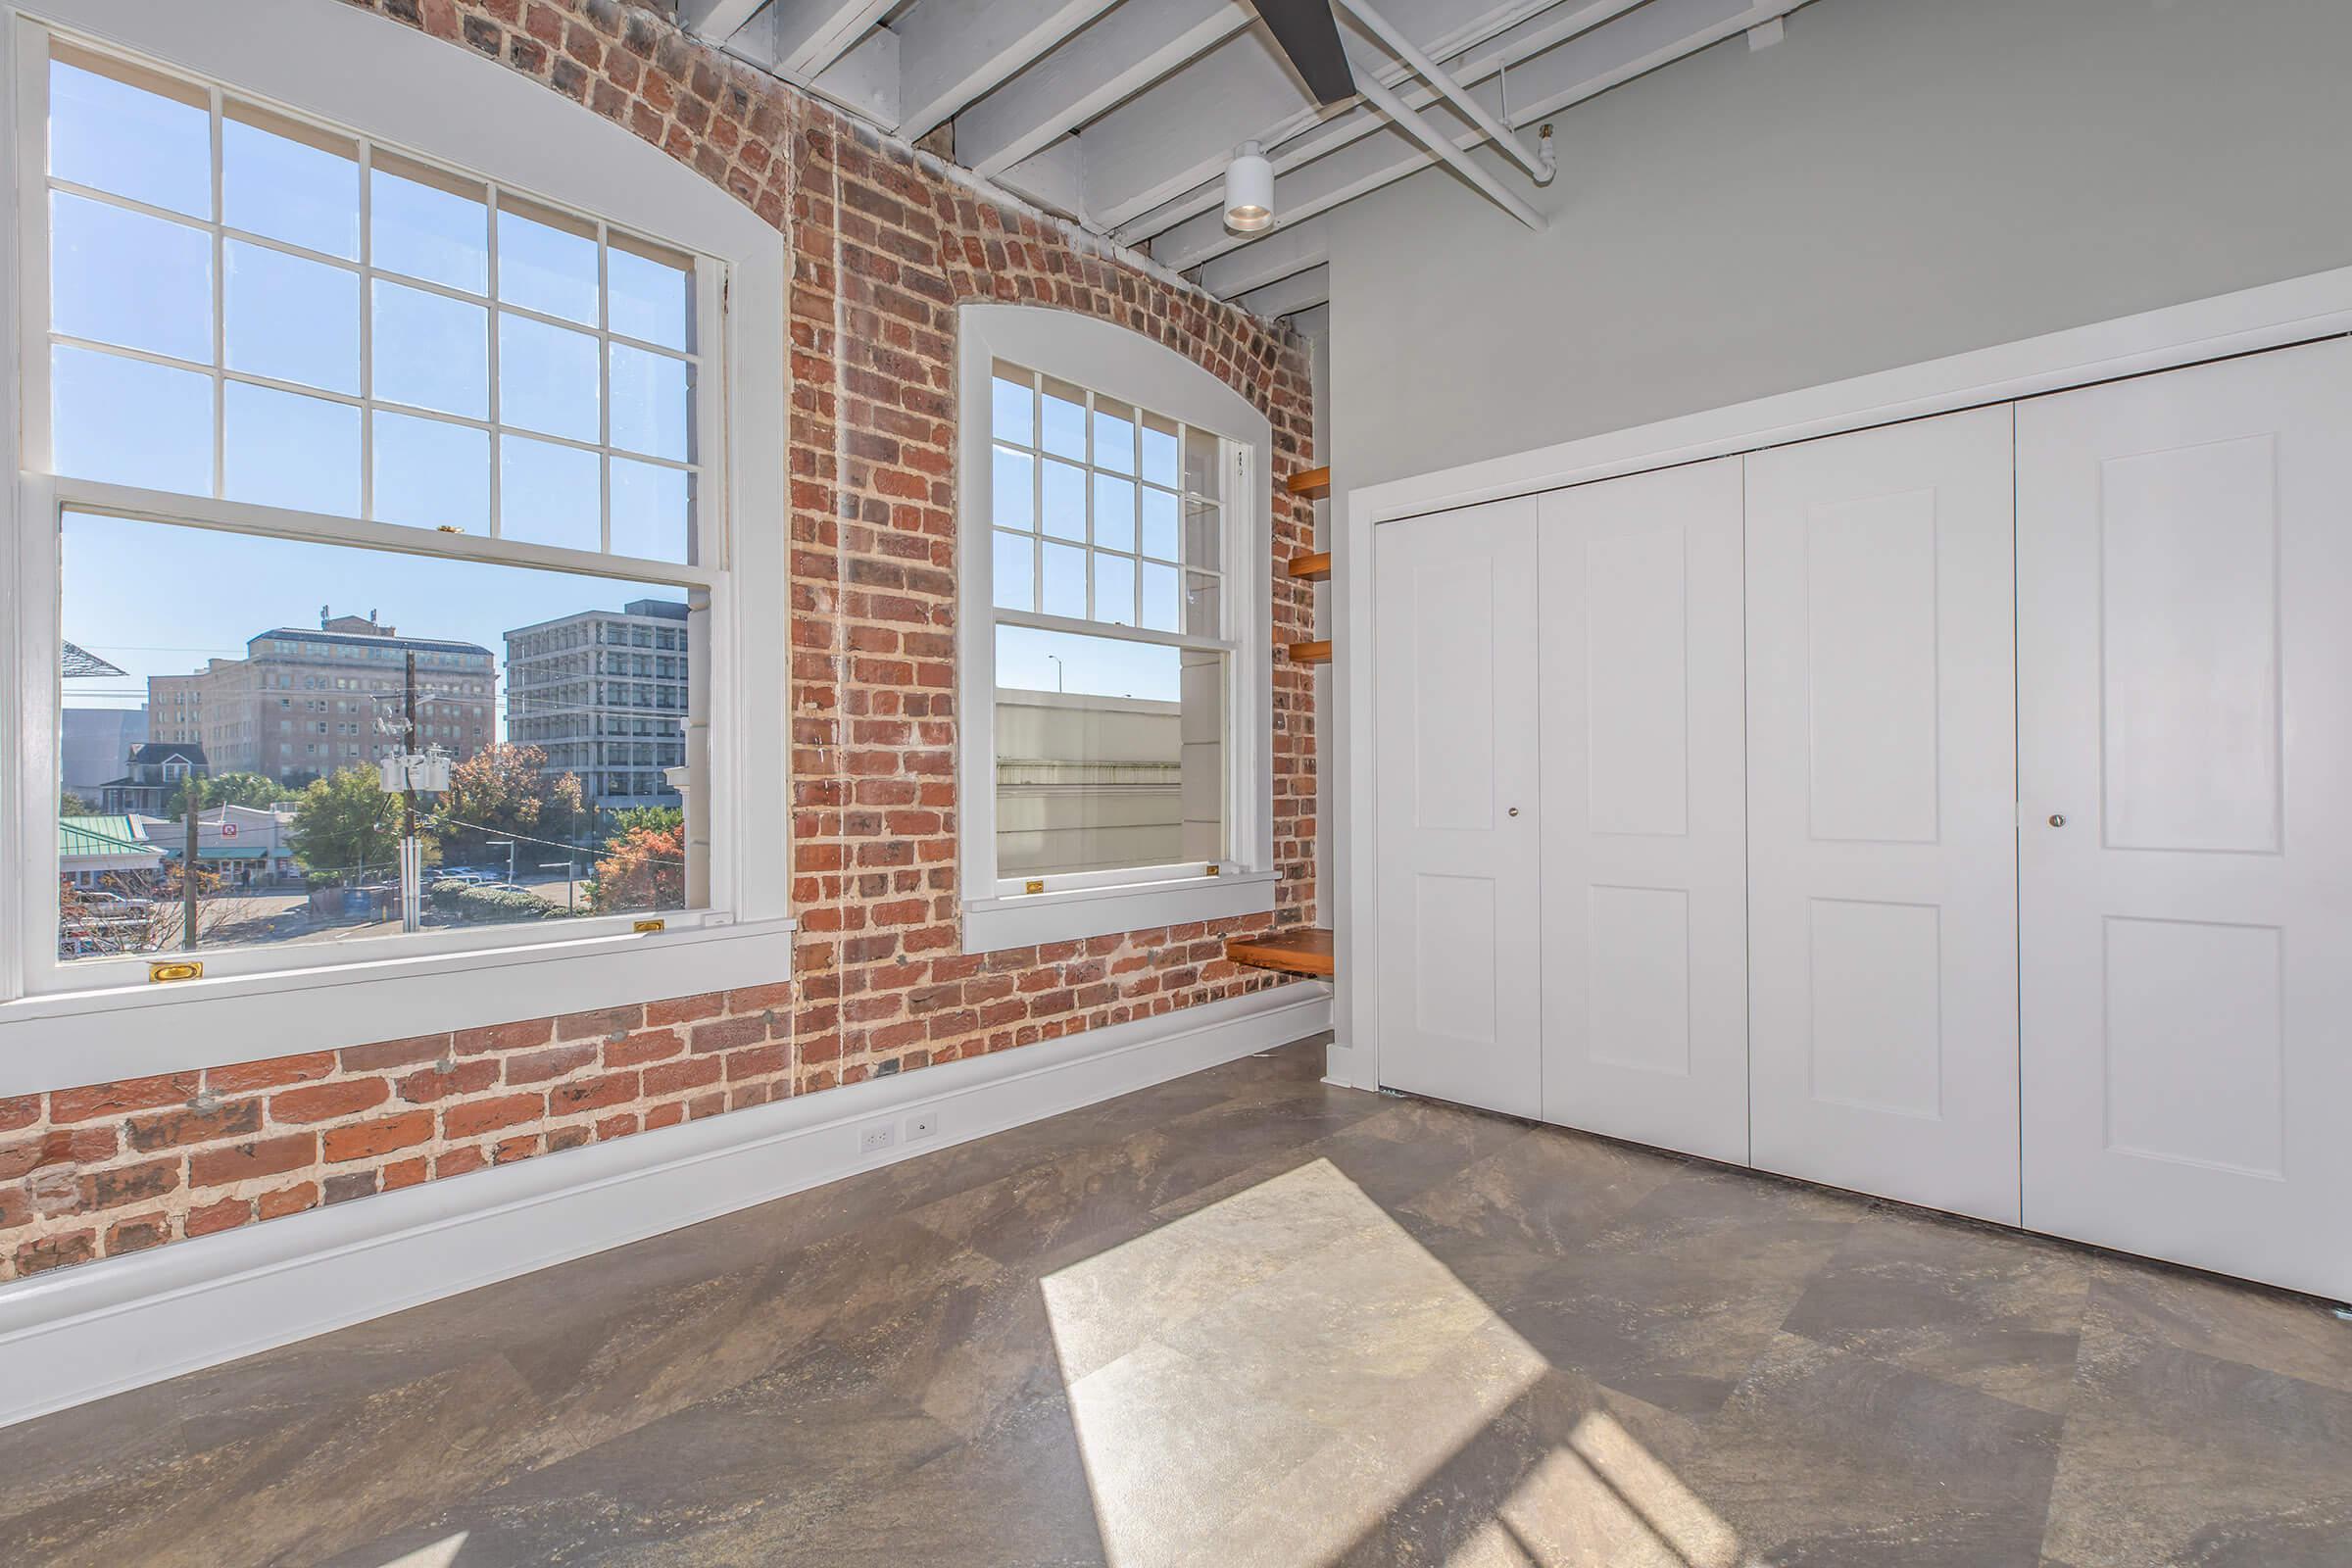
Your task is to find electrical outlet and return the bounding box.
[858,1122,895,1155]
[906,1112,939,1143]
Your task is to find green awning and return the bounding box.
[59,815,155,858]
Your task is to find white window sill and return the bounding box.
[0,917,797,1097]
[962,870,1279,955]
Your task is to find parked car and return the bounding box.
[440,869,495,886]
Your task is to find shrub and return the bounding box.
[444,885,563,924]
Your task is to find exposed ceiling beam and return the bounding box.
[678,0,770,42]
[956,0,1259,181]
[1147,0,1812,271]
[992,138,1088,220]
[1111,0,1648,242]
[1239,263,1331,319]
[800,25,901,123]
[892,0,1124,141]
[1196,216,1329,298]
[757,0,899,79]
[1083,0,1597,238]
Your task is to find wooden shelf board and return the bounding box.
[1286,466,1331,500]
[1287,639,1333,664]
[1288,551,1331,581]
[1224,926,1335,978]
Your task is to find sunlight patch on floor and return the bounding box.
[1042,1158,1748,1568]
[1443,1414,1750,1568]
[369,1531,469,1568]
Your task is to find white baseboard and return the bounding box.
[0,984,1332,1429]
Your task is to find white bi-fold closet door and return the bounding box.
[2017,339,2352,1302]
[1743,407,2023,1225]
[1538,459,1749,1164]
[1373,496,1544,1120]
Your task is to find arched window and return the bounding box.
[956,305,1276,952]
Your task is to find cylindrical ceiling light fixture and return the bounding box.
[1224,141,1273,232]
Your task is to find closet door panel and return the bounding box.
[1746,406,2021,1224]
[2018,339,2352,1300]
[1374,498,1543,1119]
[1540,457,1748,1162]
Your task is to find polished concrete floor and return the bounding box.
[5,1036,2351,1567]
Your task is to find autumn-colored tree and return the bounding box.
[434,743,585,862]
[588,817,686,913]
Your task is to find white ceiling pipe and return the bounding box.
[1337,0,1552,183]
[1351,60,1544,230]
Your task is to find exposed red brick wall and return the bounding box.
[0,0,1318,1282]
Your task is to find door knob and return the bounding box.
[2048,813,2066,827]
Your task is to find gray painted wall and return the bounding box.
[1330,0,2352,493]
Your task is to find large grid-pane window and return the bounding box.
[44,43,704,565]
[985,359,1235,886]
[32,34,725,982]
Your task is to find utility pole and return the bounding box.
[401,652,421,933]
[180,777,201,950]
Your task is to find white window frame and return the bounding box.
[956,304,1275,954]
[0,0,792,1093]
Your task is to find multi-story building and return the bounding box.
[505,600,689,812]
[147,612,496,786]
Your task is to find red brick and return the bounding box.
[645,992,724,1026]
[105,1210,173,1254]
[270,1079,391,1124]
[189,1134,318,1189]
[257,1183,318,1221]
[82,1158,179,1212]
[556,1004,644,1041]
[605,1028,685,1068]
[16,1228,96,1275]
[125,1098,263,1152]
[452,1018,554,1055]
[206,1053,336,1096]
[49,1072,199,1124]
[184,1197,252,1238]
[441,1094,543,1141]
[323,1110,435,1163]
[504,1044,598,1084]
[643,1056,720,1097]
[549,1071,638,1115]
[0,1126,117,1181]
[340,1034,452,1073]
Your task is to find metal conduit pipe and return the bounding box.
[1338,0,1555,182]
[1349,64,1547,230]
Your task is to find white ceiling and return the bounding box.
[684,0,1817,320]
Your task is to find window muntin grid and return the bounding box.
[38,41,708,566]
[986,359,1227,640]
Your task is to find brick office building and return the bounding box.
[148,612,497,786]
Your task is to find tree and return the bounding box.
[604,804,683,843]
[288,766,407,882]
[163,771,284,820]
[59,788,91,815]
[588,816,685,913]
[435,743,584,864]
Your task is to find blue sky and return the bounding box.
[48,58,1183,725]
[62,513,684,727]
[49,58,700,731]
